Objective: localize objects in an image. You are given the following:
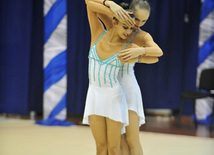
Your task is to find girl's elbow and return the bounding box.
[158,49,163,57]
[152,57,159,63]
[144,57,159,64]
[155,58,159,63]
[151,57,159,63]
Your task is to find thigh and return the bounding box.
[126,110,140,140]
[89,115,107,144]
[106,118,123,146]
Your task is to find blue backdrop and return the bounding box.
[0,0,201,115]
[0,0,33,114]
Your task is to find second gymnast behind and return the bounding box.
[85,0,163,155]
[82,1,145,155]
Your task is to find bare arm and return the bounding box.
[87,1,114,17]
[86,0,134,27]
[119,43,159,64]
[86,1,114,45]
[85,0,101,5]
[86,0,113,30]
[97,14,113,30]
[118,32,163,61]
[120,55,159,64]
[142,33,163,57]
[86,0,160,64]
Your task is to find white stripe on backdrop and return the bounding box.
[196,0,214,122]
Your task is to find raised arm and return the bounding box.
[86,0,114,30]
[86,1,114,45]
[97,14,113,30]
[86,0,134,28]
[86,0,162,64]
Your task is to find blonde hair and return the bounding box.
[130,0,151,13]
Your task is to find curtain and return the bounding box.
[67,0,201,114]
[28,0,44,114]
[0,0,201,115]
[0,0,33,114]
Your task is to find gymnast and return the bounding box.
[85,0,163,155]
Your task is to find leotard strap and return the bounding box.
[121,42,131,51]
[129,31,141,43]
[94,30,107,44]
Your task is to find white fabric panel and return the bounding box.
[43,75,67,119]
[196,97,213,120]
[197,52,214,86]
[199,11,214,47]
[44,15,67,68]
[44,0,57,16]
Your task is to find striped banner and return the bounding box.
[36,0,74,126]
[195,0,214,123]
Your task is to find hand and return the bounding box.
[108,1,135,27]
[119,57,138,63]
[117,48,142,61]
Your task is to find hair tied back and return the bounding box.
[120,2,129,10]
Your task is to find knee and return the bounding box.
[120,136,128,150]
[120,135,125,148]
[108,144,120,155]
[120,140,125,150]
[120,138,130,155]
[96,142,107,154]
[126,136,140,150]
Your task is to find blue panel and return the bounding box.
[44,0,67,43]
[44,50,67,92]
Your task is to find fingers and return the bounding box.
[119,49,130,54]
[123,55,132,61]
[126,17,135,27]
[123,17,134,27]
[118,50,131,57]
[119,10,128,21]
[118,54,132,61]
[116,9,135,27]
[118,54,136,63]
[116,11,125,22]
[118,56,131,62]
[125,12,135,26]
[115,9,128,22]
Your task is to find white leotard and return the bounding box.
[82,31,131,134]
[118,32,146,127]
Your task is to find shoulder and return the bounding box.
[136,30,154,42]
[126,42,139,49]
[91,30,106,46]
[132,30,155,47]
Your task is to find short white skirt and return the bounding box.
[119,72,146,126]
[82,84,129,134]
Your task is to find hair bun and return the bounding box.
[120,2,129,10]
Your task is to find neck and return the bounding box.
[134,27,140,32]
[105,29,124,44]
